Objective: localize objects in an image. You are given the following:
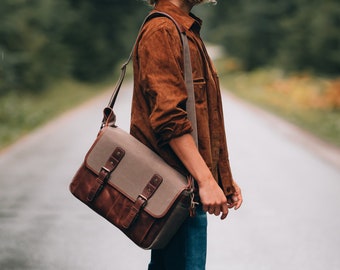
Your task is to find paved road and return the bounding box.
[0,81,339,270]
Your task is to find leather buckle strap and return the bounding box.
[137,194,148,207]
[87,147,125,202]
[121,174,163,229]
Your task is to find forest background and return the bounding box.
[0,0,339,148]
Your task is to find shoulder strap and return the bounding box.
[102,12,198,145]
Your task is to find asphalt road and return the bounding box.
[0,81,339,270]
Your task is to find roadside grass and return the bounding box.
[0,79,112,150]
[1,60,339,151]
[217,62,340,147]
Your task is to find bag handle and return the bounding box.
[102,11,198,145]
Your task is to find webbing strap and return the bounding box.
[102,11,198,146]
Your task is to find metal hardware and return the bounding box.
[189,193,199,217]
[137,194,148,207]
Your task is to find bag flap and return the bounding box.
[85,127,189,218]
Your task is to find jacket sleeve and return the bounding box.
[136,20,193,146]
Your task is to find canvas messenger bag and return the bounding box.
[69,12,199,250]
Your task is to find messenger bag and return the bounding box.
[69,11,198,249]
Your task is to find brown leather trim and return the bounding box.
[85,127,191,218]
[121,174,163,228]
[87,147,125,202]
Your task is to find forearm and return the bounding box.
[168,133,213,185]
[169,133,242,218]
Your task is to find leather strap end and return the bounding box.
[121,174,163,229]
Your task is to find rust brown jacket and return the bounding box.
[130,0,235,196]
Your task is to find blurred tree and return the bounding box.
[277,0,340,75]
[204,0,340,75]
[1,0,338,95]
[0,0,75,93]
[0,0,149,93]
[205,0,291,70]
[65,0,149,81]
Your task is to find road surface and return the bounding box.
[1,81,339,270]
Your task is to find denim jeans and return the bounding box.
[148,206,207,270]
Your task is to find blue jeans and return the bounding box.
[148,206,207,270]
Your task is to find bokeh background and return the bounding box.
[0,0,339,149]
[1,1,340,270]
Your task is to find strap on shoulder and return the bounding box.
[102,11,198,145]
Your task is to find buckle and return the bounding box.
[99,166,111,182]
[100,166,110,173]
[137,194,148,207]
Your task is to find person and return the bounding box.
[130,0,243,269]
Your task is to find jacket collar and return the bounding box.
[154,0,202,33]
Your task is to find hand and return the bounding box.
[168,134,242,219]
[227,180,243,210]
[198,177,230,220]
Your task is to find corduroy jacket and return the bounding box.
[130,0,235,196]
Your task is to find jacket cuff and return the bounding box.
[157,121,193,147]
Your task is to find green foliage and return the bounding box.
[277,0,340,74]
[64,0,147,81]
[0,78,111,149]
[0,0,149,94]
[218,68,340,146]
[205,0,340,75]
[0,0,75,93]
[1,0,338,96]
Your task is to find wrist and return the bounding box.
[195,172,215,187]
